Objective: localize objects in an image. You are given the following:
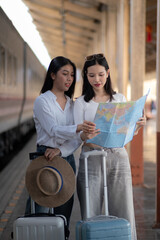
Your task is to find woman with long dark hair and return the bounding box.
[74,53,146,240]
[25,56,99,233]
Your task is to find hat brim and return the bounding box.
[25,156,76,207]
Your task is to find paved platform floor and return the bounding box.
[133,119,160,240]
[0,118,160,240]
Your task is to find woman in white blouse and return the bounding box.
[25,56,99,230]
[73,53,146,240]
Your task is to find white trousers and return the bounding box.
[77,145,137,240]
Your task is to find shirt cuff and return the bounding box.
[58,145,70,157]
[77,132,84,143]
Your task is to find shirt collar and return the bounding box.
[47,90,57,100]
[47,90,72,107]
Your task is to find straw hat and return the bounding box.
[25,155,76,207]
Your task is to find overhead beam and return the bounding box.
[43,38,87,52]
[36,25,62,37]
[35,22,93,39]
[46,42,86,56]
[42,40,88,54]
[31,10,99,32]
[30,0,62,9]
[34,19,94,38]
[40,31,91,45]
[65,23,95,37]
[47,47,85,65]
[23,0,101,21]
[31,11,61,28]
[46,43,86,54]
[23,0,62,19]
[65,13,99,31]
[30,6,99,31]
[42,37,88,50]
[64,0,101,21]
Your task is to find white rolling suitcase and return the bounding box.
[13,199,68,240]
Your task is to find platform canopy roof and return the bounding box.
[23,0,157,72]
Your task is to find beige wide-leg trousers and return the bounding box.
[77,145,137,240]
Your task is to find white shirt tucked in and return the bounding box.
[73,93,126,124]
[33,90,82,157]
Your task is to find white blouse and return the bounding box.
[33,90,82,157]
[73,93,126,124]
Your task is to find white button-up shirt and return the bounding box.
[33,90,82,157]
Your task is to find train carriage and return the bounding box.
[0,7,46,166]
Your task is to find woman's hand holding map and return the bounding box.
[134,113,147,135]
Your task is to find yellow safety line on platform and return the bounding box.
[0,177,25,238]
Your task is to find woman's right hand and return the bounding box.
[44,148,61,161]
[80,129,100,141]
[76,120,97,133]
[79,121,100,141]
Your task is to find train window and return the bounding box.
[0,46,5,84]
[13,56,17,85]
[7,52,12,85]
[28,67,42,92]
[6,52,17,86]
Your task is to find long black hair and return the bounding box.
[82,56,116,102]
[40,56,76,98]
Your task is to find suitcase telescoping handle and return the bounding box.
[31,194,54,214]
[83,150,108,219]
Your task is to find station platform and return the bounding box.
[0,119,160,240]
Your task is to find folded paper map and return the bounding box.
[87,91,149,148]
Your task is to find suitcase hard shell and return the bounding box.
[13,214,66,240]
[76,150,132,240]
[76,216,131,240]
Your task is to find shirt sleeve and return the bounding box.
[59,138,82,157]
[34,96,79,140]
[113,93,127,103]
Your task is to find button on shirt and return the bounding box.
[33,90,82,157]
